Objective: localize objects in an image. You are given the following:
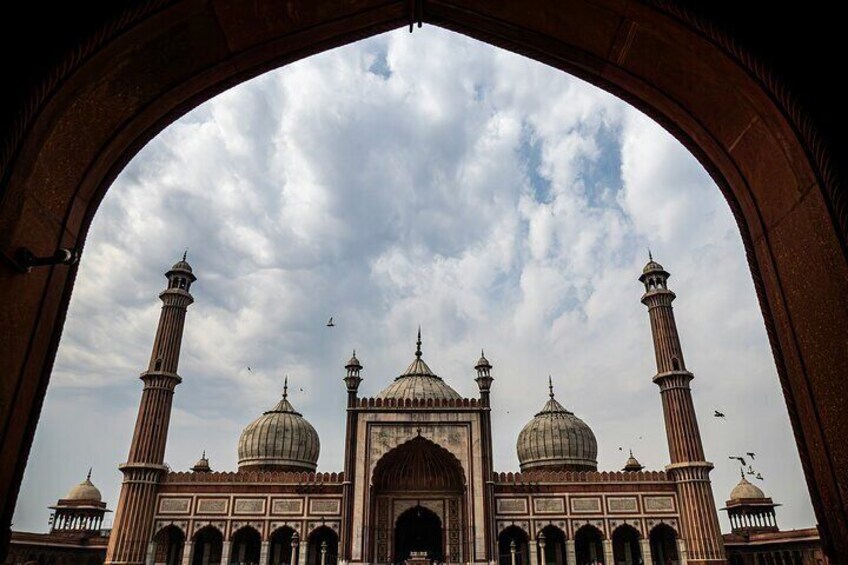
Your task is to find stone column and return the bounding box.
[640,539,651,565]
[298,541,308,565]
[677,538,688,565]
[221,541,232,565]
[146,541,157,565]
[602,539,613,565]
[260,541,270,565]
[565,541,576,565]
[181,541,194,565]
[528,536,538,565]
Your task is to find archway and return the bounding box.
[394,506,443,563]
[537,525,567,565]
[307,527,338,565]
[154,525,185,565]
[573,525,603,565]
[192,526,223,565]
[611,525,641,565]
[498,526,529,565]
[648,525,679,565]
[230,527,261,565]
[269,527,298,565]
[1,1,847,562]
[371,436,465,563]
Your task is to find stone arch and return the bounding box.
[269,526,298,565]
[1,1,847,560]
[371,435,465,492]
[649,523,679,565]
[230,525,262,565]
[612,524,642,565]
[536,524,567,565]
[498,525,530,565]
[307,526,338,565]
[573,524,604,565]
[153,524,186,565]
[192,526,223,565]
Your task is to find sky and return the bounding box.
[13,26,815,534]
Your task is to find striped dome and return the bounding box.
[377,330,461,401]
[238,381,319,472]
[517,380,597,472]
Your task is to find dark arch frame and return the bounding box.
[611,524,642,565]
[536,525,567,565]
[269,526,298,565]
[191,526,224,565]
[0,1,846,561]
[229,526,262,565]
[573,525,604,565]
[498,525,530,565]
[394,505,443,563]
[154,524,186,565]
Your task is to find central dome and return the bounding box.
[376,330,461,401]
[238,379,320,472]
[517,379,598,472]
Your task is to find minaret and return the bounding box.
[341,350,362,561]
[474,350,496,561]
[106,255,196,565]
[639,256,725,563]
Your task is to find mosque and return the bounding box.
[5,256,827,565]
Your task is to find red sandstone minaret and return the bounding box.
[105,254,196,565]
[640,255,725,564]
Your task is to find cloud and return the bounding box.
[13,26,814,535]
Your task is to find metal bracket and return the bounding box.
[408,0,423,32]
[12,247,80,273]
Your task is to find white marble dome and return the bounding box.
[517,382,598,472]
[729,475,766,500]
[238,383,320,472]
[65,471,102,502]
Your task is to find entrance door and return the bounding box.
[394,506,443,563]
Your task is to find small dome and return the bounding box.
[65,470,102,502]
[517,379,597,472]
[377,330,461,401]
[346,350,362,369]
[238,380,320,472]
[730,475,766,500]
[168,251,193,274]
[191,451,211,473]
[475,350,491,369]
[623,450,644,472]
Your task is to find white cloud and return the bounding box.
[13,26,814,536]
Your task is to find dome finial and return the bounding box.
[548,375,555,399]
[415,326,422,359]
[182,248,188,262]
[648,248,653,262]
[283,375,288,400]
[202,450,206,459]
[86,467,92,481]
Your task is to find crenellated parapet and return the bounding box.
[493,470,669,484]
[355,396,481,409]
[163,470,343,484]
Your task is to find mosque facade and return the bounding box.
[96,256,727,565]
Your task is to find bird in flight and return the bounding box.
[729,455,747,466]
[746,452,756,460]
[327,317,335,327]
[714,410,726,418]
[247,366,251,372]
[747,465,756,476]
[755,473,764,480]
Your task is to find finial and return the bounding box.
[648,248,653,262]
[740,467,745,479]
[353,349,356,357]
[629,449,634,457]
[481,348,485,357]
[86,467,92,481]
[548,375,554,399]
[283,375,288,400]
[415,326,422,359]
[202,450,206,459]
[182,248,188,262]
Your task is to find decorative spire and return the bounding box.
[283,375,289,400]
[202,450,206,459]
[548,375,555,399]
[87,467,92,482]
[648,248,653,262]
[182,248,188,262]
[415,326,422,359]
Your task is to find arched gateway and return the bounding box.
[371,436,466,564]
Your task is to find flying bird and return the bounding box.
[746,452,756,460]
[747,466,756,476]
[247,366,251,372]
[618,447,623,451]
[729,455,747,466]
[755,473,763,480]
[714,410,726,418]
[327,317,335,327]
